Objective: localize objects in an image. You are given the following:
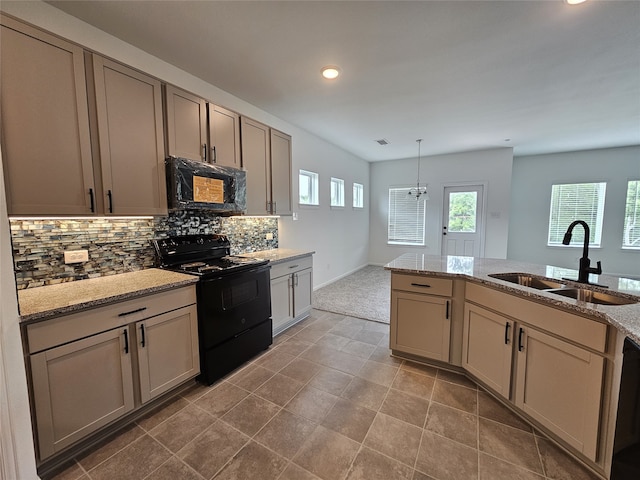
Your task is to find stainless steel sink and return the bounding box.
[488,273,566,290]
[546,288,638,306]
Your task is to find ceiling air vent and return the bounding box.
[375,139,390,146]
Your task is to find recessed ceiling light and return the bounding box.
[321,66,341,80]
[565,0,587,5]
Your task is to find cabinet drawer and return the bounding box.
[392,273,453,297]
[27,286,196,354]
[270,256,313,279]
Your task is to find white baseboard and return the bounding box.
[313,263,372,291]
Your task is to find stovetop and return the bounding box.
[152,234,268,277]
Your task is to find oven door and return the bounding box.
[196,265,271,347]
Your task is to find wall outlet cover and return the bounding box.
[265,232,274,240]
[64,250,89,264]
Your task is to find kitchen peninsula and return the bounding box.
[385,253,640,480]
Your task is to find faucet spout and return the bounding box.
[562,220,603,285]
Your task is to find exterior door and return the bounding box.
[442,185,484,257]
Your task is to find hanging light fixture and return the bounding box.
[407,139,429,200]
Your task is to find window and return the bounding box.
[547,182,606,247]
[388,187,426,245]
[623,180,640,249]
[299,170,319,205]
[353,183,364,208]
[330,177,344,207]
[448,191,477,233]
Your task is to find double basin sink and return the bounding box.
[488,273,637,306]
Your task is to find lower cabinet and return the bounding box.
[270,256,313,336]
[390,273,452,362]
[462,304,514,399]
[25,286,198,461]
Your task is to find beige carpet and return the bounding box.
[312,265,390,324]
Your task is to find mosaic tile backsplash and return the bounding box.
[10,211,278,289]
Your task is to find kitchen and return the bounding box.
[1,1,639,480]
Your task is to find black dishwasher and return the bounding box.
[611,337,640,479]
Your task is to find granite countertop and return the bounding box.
[18,269,198,323]
[385,253,640,344]
[243,248,315,265]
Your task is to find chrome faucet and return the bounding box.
[562,220,603,285]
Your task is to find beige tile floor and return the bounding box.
[46,310,601,480]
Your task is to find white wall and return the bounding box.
[369,148,513,265]
[0,0,370,288]
[508,146,640,278]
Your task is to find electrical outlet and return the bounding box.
[64,250,89,264]
[265,232,274,240]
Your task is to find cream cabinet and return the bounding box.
[90,55,167,215]
[270,256,313,336]
[462,303,513,399]
[241,116,292,215]
[0,16,95,215]
[164,85,241,167]
[25,286,198,461]
[464,282,608,462]
[390,273,452,362]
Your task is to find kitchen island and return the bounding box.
[385,253,640,480]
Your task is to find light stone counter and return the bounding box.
[19,269,198,323]
[385,253,640,344]
[243,248,315,265]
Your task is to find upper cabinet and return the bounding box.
[164,85,207,162]
[90,56,167,215]
[164,85,241,168]
[241,116,292,215]
[0,16,167,216]
[0,16,95,215]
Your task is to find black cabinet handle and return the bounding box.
[118,307,147,317]
[203,143,207,162]
[123,328,129,354]
[288,265,299,269]
[518,327,525,352]
[445,300,450,319]
[107,190,113,213]
[140,324,146,347]
[411,283,431,288]
[504,322,511,345]
[89,188,95,213]
[212,145,217,163]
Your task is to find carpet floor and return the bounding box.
[312,265,390,324]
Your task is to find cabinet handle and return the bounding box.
[123,328,129,354]
[518,327,525,352]
[445,300,450,319]
[89,188,95,213]
[411,283,431,288]
[203,143,207,162]
[118,307,147,317]
[294,273,299,287]
[272,201,276,213]
[504,322,511,345]
[212,145,217,163]
[107,190,113,213]
[140,324,146,347]
[289,265,299,269]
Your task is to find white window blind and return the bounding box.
[388,187,426,245]
[547,182,606,247]
[623,180,640,249]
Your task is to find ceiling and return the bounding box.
[45,0,640,162]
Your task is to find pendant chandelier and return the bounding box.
[407,139,429,200]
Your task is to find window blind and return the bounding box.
[548,182,606,246]
[388,187,426,245]
[623,180,640,249]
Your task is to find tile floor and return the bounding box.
[47,310,601,480]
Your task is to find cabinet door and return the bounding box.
[271,274,294,336]
[137,305,199,404]
[209,104,241,168]
[293,267,312,319]
[270,129,292,215]
[165,85,207,161]
[0,17,95,215]
[514,326,604,460]
[390,291,451,362]
[462,304,513,399]
[241,116,270,214]
[92,57,167,215]
[30,327,134,460]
